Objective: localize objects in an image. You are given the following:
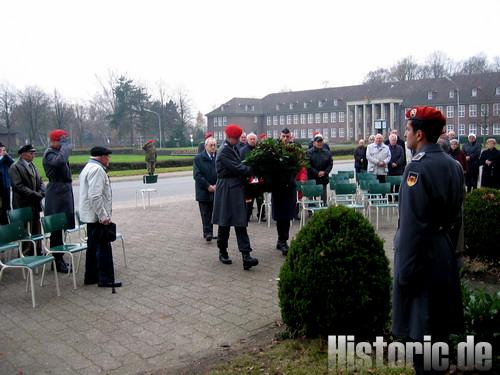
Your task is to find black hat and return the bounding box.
[18,144,36,154]
[313,135,324,142]
[90,146,112,156]
[281,127,290,134]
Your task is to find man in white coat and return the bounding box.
[366,134,391,183]
[79,146,121,288]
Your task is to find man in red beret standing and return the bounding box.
[392,107,464,374]
[212,124,258,270]
[43,129,75,273]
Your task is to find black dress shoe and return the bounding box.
[205,234,213,242]
[52,260,71,273]
[98,281,122,288]
[276,241,289,256]
[219,250,232,265]
[242,252,259,270]
[84,279,98,285]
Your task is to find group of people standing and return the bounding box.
[0,130,120,288]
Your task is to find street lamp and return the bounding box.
[143,108,162,149]
[444,76,460,141]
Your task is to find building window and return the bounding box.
[446,106,454,118]
[458,124,465,135]
[293,114,299,124]
[307,114,314,124]
[493,103,500,116]
[469,105,477,117]
[286,115,292,125]
[333,99,338,106]
[279,115,285,125]
[480,125,489,136]
[307,129,313,138]
[330,128,337,138]
[293,129,299,138]
[348,127,353,138]
[469,124,477,134]
[323,128,328,138]
[213,117,217,127]
[289,103,294,110]
[480,104,489,116]
[266,116,272,126]
[273,116,278,126]
[435,105,443,114]
[458,105,465,118]
[318,100,324,108]
[244,104,248,111]
[331,112,337,123]
[449,90,455,99]
[300,114,306,124]
[304,102,309,109]
[275,104,280,111]
[446,125,454,133]
[472,88,477,97]
[322,113,329,123]
[427,91,433,100]
[339,127,345,137]
[254,116,258,124]
[273,130,279,138]
[300,129,306,139]
[493,123,500,135]
[315,113,321,124]
[339,112,345,122]
[251,105,255,111]
[222,116,227,126]
[267,130,272,138]
[220,105,224,111]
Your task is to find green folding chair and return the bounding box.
[300,184,327,228]
[366,183,397,229]
[334,183,365,213]
[337,170,355,179]
[8,207,46,252]
[41,213,87,290]
[386,175,403,202]
[0,222,60,308]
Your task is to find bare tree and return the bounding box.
[459,53,490,75]
[176,89,194,130]
[389,56,421,81]
[73,102,87,148]
[53,89,68,129]
[490,56,500,72]
[363,68,391,84]
[421,51,453,79]
[18,86,50,145]
[0,83,18,149]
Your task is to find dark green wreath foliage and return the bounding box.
[242,139,307,178]
[278,206,392,338]
[464,188,500,261]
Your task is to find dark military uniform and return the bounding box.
[392,143,464,342]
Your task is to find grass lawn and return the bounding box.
[210,337,414,375]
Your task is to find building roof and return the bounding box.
[206,72,500,117]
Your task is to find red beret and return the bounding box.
[204,132,213,139]
[258,133,267,140]
[313,130,321,136]
[49,129,69,141]
[406,106,446,126]
[225,124,243,139]
[147,139,155,143]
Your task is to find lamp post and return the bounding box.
[444,76,460,141]
[143,108,162,149]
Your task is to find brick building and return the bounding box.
[206,72,500,143]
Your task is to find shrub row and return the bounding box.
[69,158,194,174]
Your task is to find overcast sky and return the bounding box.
[1,0,499,116]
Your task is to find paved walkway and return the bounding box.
[0,196,397,374]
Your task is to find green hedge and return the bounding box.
[278,206,391,338]
[69,158,194,174]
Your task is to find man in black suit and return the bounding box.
[385,129,407,168]
[9,144,45,255]
[193,137,218,241]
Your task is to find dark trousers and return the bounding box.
[320,184,328,205]
[376,175,386,183]
[85,223,116,284]
[277,220,290,242]
[465,169,478,192]
[50,230,65,262]
[0,209,8,225]
[217,226,251,253]
[198,201,214,237]
[246,194,265,221]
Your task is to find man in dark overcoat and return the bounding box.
[479,138,500,188]
[9,144,45,255]
[462,133,481,192]
[0,143,14,224]
[193,137,217,241]
[384,129,407,168]
[212,124,258,270]
[272,128,298,255]
[387,134,405,176]
[354,139,367,173]
[393,106,464,374]
[307,134,333,204]
[43,129,75,272]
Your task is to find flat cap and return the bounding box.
[406,106,446,126]
[18,144,36,154]
[281,127,290,134]
[225,124,243,139]
[313,135,324,142]
[90,146,112,156]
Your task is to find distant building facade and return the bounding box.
[206,72,500,143]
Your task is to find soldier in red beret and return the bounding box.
[212,124,259,270]
[392,106,464,374]
[42,129,74,273]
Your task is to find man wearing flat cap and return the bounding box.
[212,124,259,270]
[43,129,74,272]
[307,133,333,204]
[79,146,121,288]
[9,145,45,255]
[392,106,464,374]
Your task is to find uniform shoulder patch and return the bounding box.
[406,171,419,187]
[412,152,426,161]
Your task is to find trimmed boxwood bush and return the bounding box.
[464,188,500,261]
[278,206,391,338]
